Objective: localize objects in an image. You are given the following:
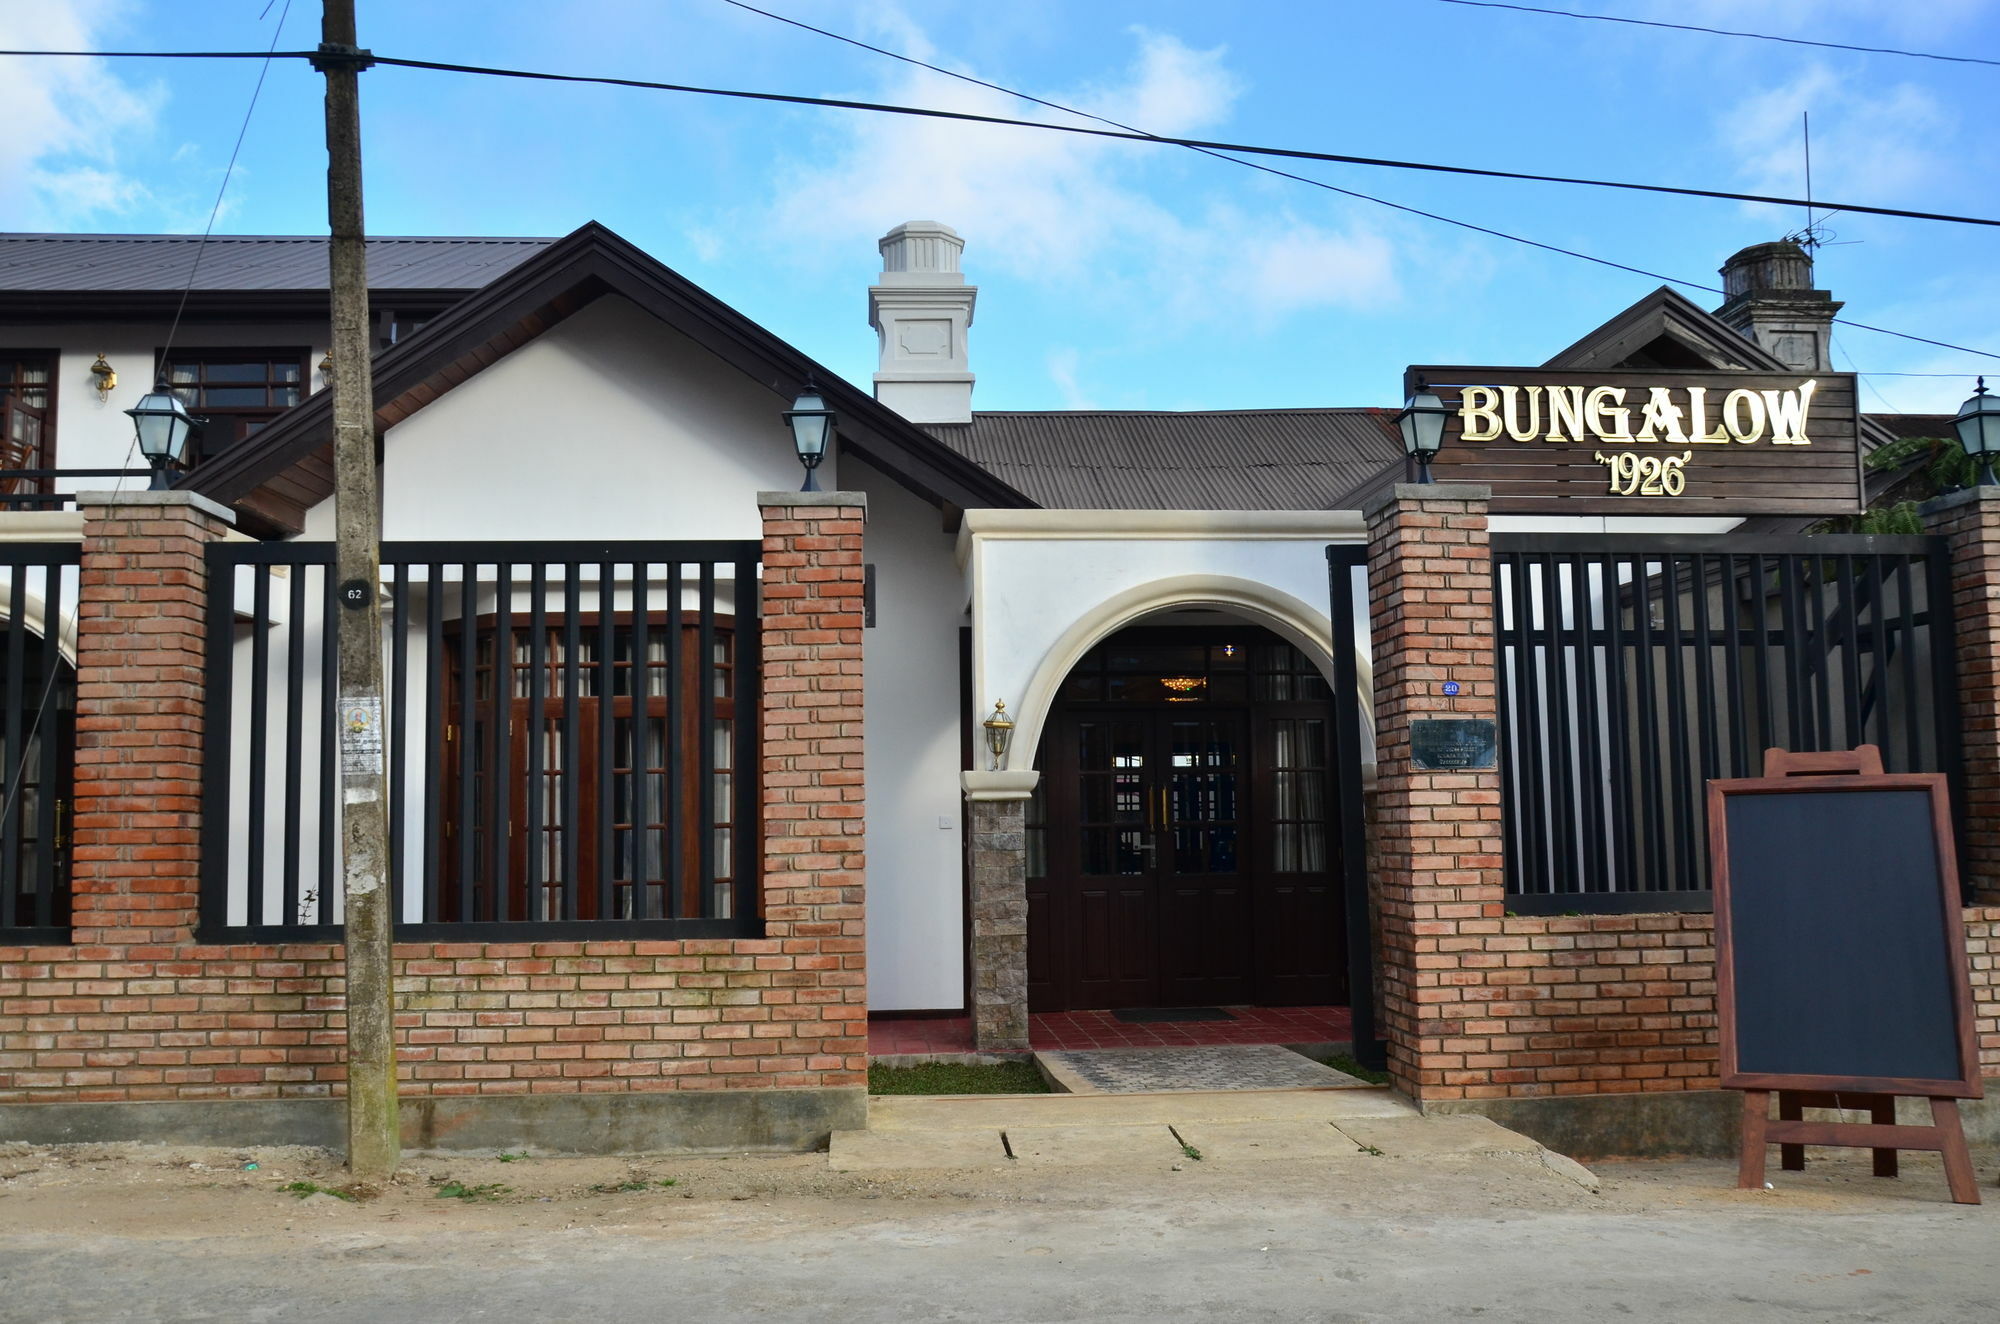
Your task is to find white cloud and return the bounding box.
[0,1,164,228]
[748,24,1398,328]
[1046,347,1095,409]
[1717,64,1953,222]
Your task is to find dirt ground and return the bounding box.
[0,1138,1996,1321]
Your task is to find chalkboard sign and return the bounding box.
[1710,772,1980,1097]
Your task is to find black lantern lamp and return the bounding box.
[784,383,836,492]
[1956,377,2000,488]
[124,381,198,490]
[1396,377,1450,484]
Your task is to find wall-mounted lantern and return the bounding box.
[89,354,117,398]
[982,699,1014,770]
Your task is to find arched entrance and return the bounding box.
[1024,613,1348,1013]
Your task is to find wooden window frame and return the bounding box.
[0,350,60,498]
[155,347,311,464]
[440,610,740,925]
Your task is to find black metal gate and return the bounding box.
[1492,534,1960,912]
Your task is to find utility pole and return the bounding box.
[314,0,398,1181]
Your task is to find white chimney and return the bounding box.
[869,221,976,425]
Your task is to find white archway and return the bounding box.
[1001,572,1372,773]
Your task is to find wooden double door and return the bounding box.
[1026,703,1345,1012]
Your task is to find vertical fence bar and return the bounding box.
[1778,555,1809,752]
[1689,553,1721,891]
[490,562,513,922]
[597,561,616,921]
[665,561,683,919]
[1511,554,1548,894]
[526,563,547,921]
[1632,559,1667,890]
[1602,554,1637,893]
[457,560,478,923]
[1896,555,1921,770]
[1660,557,1695,890]
[1750,554,1776,760]
[246,565,272,922]
[424,563,444,924]
[1544,556,1577,895]
[1571,554,1607,892]
[317,562,338,924]
[281,567,307,927]
[1862,555,1889,755]
[1807,558,1834,747]
[1722,555,1750,777]
[561,568,581,921]
[1493,552,1522,894]
[698,562,718,907]
[1836,555,1864,750]
[389,562,410,924]
[629,560,650,920]
[733,554,760,924]
[1,564,25,921]
[34,556,69,928]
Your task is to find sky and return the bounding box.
[3,0,1997,415]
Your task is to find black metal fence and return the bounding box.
[0,542,78,940]
[1492,534,1959,912]
[201,540,762,940]
[0,469,155,510]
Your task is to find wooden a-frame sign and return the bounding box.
[1709,745,1983,1205]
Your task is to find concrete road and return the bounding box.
[0,1131,1994,1321]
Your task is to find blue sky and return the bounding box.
[4,0,1997,414]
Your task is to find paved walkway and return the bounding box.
[1038,1044,1365,1094]
[869,1004,1352,1056]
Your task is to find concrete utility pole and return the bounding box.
[314,0,398,1181]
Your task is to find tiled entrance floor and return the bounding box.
[869,1005,1352,1057]
[1039,1044,1366,1094]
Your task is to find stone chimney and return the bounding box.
[1713,240,1842,373]
[869,221,976,425]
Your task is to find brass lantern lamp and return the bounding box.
[982,699,1014,770]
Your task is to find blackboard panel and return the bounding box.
[1723,789,1959,1084]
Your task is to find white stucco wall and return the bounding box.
[959,511,1375,776]
[839,452,968,1011]
[0,321,331,475]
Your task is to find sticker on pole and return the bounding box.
[340,696,384,776]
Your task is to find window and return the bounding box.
[161,351,307,461]
[442,614,739,923]
[0,354,56,501]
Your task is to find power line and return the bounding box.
[6,44,2000,231]
[1432,1,2000,70]
[716,1,2000,367]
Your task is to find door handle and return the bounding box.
[53,799,67,851]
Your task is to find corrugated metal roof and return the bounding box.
[929,409,1403,511]
[0,233,556,293]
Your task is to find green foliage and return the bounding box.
[867,1060,1053,1095]
[435,1180,509,1201]
[279,1180,355,1201]
[495,1151,529,1163]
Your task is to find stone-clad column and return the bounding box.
[1923,487,2000,905]
[71,491,235,948]
[962,770,1039,1052]
[1363,483,1504,1100]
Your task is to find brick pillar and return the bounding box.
[1364,483,1504,1100]
[758,493,869,1076]
[71,492,235,948]
[1924,487,2000,904]
[962,772,1039,1053]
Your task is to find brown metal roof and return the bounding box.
[0,233,554,293]
[929,408,1404,510]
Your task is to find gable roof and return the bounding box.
[182,222,1033,533]
[931,409,1402,510]
[1542,285,1787,372]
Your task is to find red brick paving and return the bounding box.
[868,1006,1352,1057]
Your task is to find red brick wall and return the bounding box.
[0,495,868,1104]
[1363,484,1505,1099]
[1925,489,2000,904]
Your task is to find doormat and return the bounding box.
[1113,1007,1236,1024]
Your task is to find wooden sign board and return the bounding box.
[1709,746,1982,1203]
[1405,366,1864,516]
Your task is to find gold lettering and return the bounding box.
[1584,386,1631,441]
[1635,387,1687,444]
[1684,386,1728,442]
[1459,386,1503,442]
[1502,385,1544,442]
[1545,385,1586,442]
[1721,389,1765,442]
[1760,379,1816,444]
